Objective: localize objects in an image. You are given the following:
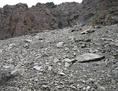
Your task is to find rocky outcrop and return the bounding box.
[0,3,29,39]
[0,0,118,40]
[0,2,80,40]
[80,0,118,25]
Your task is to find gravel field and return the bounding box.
[0,24,118,91]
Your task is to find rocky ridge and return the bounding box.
[0,0,118,40]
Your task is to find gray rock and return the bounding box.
[81,26,95,34]
[63,58,73,67]
[24,39,32,43]
[75,53,105,63]
[65,62,70,67]
[63,58,73,62]
[114,40,118,47]
[0,49,3,53]
[56,42,64,48]
[53,57,60,63]
[33,65,42,71]
[81,43,86,48]
[58,70,66,76]
[23,43,30,49]
[7,43,16,50]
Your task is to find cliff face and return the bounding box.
[80,0,118,25]
[0,0,118,40]
[0,4,30,39]
[0,2,80,39]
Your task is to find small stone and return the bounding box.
[23,43,30,49]
[8,43,16,49]
[58,70,66,76]
[57,62,61,66]
[95,25,101,28]
[33,65,42,71]
[89,49,99,53]
[42,85,48,88]
[42,85,50,90]
[0,49,3,53]
[97,85,106,91]
[64,58,73,62]
[3,65,14,70]
[81,44,86,48]
[81,26,95,34]
[53,57,60,63]
[73,52,76,56]
[34,78,38,82]
[48,66,52,71]
[56,42,64,48]
[65,47,69,51]
[81,29,95,34]
[65,62,70,67]
[10,68,19,75]
[83,87,86,90]
[86,86,91,91]
[24,39,32,43]
[56,85,63,89]
[73,46,78,51]
[75,53,105,63]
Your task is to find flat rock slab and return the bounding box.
[75,53,105,63]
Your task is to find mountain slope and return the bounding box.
[0,24,118,91]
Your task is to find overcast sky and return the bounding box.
[0,0,82,7]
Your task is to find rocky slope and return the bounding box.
[0,24,117,91]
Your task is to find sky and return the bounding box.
[0,0,83,7]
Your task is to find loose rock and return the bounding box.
[65,62,70,67]
[75,53,105,63]
[53,57,60,63]
[81,26,95,34]
[64,58,73,62]
[33,65,42,71]
[56,42,64,48]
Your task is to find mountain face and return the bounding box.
[0,2,80,39]
[80,0,118,25]
[0,0,118,40]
